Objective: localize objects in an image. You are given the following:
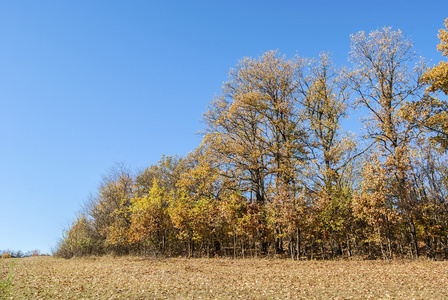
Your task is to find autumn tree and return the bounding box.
[128,179,172,255]
[204,86,268,205]
[298,52,357,258]
[84,164,134,254]
[168,147,228,257]
[203,50,307,255]
[423,18,448,95]
[410,141,448,257]
[403,18,448,150]
[350,27,425,258]
[54,217,102,258]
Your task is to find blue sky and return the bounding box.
[1,1,447,254]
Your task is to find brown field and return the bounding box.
[1,256,448,299]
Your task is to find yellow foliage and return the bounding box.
[128,179,172,245]
[402,18,448,150]
[422,18,448,95]
[1,253,11,259]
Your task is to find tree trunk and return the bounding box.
[233,231,236,259]
[409,218,419,258]
[346,234,351,257]
[378,227,386,260]
[296,227,301,261]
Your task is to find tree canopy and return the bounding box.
[55,21,448,260]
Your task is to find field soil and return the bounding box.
[1,256,448,299]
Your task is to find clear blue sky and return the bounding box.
[1,1,447,254]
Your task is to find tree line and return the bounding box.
[0,250,43,258]
[54,20,448,260]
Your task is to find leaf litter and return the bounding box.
[1,256,448,299]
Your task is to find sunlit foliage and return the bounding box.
[55,20,448,260]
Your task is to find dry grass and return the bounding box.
[1,256,448,299]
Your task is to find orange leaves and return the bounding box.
[1,253,11,260]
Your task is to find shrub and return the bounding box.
[1,253,11,260]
